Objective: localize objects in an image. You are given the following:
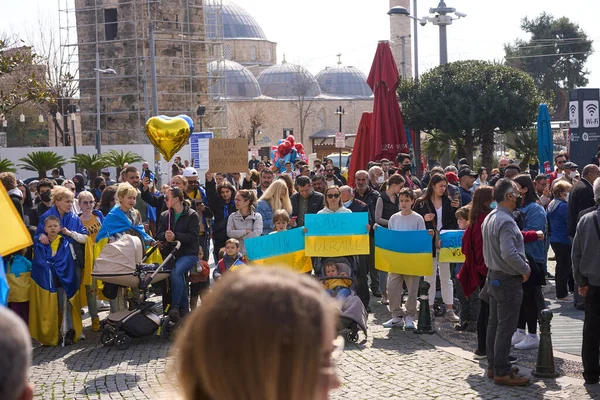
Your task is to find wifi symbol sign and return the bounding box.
[570,104,577,117]
[586,103,598,116]
[583,100,600,128]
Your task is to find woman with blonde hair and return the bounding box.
[227,189,263,254]
[257,179,292,235]
[175,267,341,400]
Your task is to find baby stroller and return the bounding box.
[92,234,180,350]
[430,275,461,318]
[317,257,368,344]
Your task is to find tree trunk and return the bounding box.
[464,128,474,167]
[481,131,495,169]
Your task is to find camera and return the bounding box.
[455,12,467,18]
[419,18,427,26]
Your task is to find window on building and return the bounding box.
[250,46,257,61]
[224,44,233,60]
[104,8,118,41]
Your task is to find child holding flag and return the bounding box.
[382,188,425,330]
[213,239,246,281]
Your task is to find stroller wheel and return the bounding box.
[100,329,115,346]
[115,334,131,350]
[433,303,446,317]
[346,330,359,343]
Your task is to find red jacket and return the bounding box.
[457,212,488,298]
[547,170,561,189]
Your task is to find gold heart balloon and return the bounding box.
[145,116,191,162]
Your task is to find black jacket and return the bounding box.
[414,195,458,256]
[354,186,380,226]
[568,178,595,237]
[325,175,343,187]
[290,191,324,225]
[205,179,237,241]
[156,203,200,257]
[241,179,264,198]
[348,199,368,213]
[248,159,260,170]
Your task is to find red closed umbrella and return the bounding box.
[367,41,408,162]
[348,112,372,188]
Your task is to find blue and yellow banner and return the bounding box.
[439,230,465,263]
[245,228,312,273]
[374,227,433,276]
[304,213,369,257]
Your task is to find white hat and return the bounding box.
[182,167,198,177]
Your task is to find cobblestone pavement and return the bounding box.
[30,299,600,400]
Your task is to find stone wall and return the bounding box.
[389,0,413,79]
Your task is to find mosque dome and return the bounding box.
[315,65,373,98]
[257,61,321,98]
[208,60,262,99]
[205,0,267,40]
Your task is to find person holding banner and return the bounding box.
[318,186,351,214]
[381,188,425,330]
[227,189,263,255]
[414,173,461,323]
[257,180,292,235]
[374,175,404,305]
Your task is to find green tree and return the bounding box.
[70,154,109,188]
[398,60,543,168]
[18,151,67,178]
[505,130,539,170]
[103,150,144,177]
[0,158,16,173]
[0,38,50,116]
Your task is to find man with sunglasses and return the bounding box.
[548,154,568,188]
[482,179,531,386]
[324,166,342,188]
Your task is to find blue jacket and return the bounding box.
[547,199,570,245]
[519,201,547,263]
[256,200,275,235]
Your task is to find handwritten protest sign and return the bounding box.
[304,213,369,256]
[439,230,465,263]
[209,138,248,173]
[245,228,312,273]
[375,228,433,276]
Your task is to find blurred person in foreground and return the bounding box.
[174,267,341,400]
[0,307,33,400]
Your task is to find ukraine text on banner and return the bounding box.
[304,213,370,257]
[439,230,465,263]
[0,184,33,256]
[374,227,432,276]
[245,228,312,273]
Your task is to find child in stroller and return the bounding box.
[317,257,368,343]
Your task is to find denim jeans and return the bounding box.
[170,255,198,314]
[486,270,523,376]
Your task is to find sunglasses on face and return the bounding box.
[327,193,340,199]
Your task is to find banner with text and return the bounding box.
[209,138,248,173]
[374,228,433,276]
[245,228,312,273]
[304,213,369,257]
[439,230,465,263]
[190,132,213,169]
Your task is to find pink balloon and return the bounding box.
[286,135,295,146]
[271,145,277,150]
[294,143,304,152]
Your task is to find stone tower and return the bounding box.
[389,0,413,79]
[68,0,222,145]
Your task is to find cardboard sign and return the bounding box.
[209,138,248,173]
[245,228,312,273]
[304,213,370,256]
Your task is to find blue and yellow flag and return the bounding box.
[0,256,8,306]
[439,230,465,263]
[245,228,312,273]
[304,213,369,257]
[375,227,433,276]
[0,184,32,256]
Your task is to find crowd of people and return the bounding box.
[2,146,600,392]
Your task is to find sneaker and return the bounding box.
[372,290,382,298]
[79,332,86,340]
[444,310,460,323]
[493,372,530,386]
[488,366,520,379]
[473,349,487,360]
[381,294,389,305]
[97,301,111,311]
[509,355,518,364]
[514,335,539,350]
[511,330,527,346]
[556,295,573,303]
[383,316,404,328]
[545,272,555,280]
[404,316,415,330]
[91,318,101,332]
[168,307,181,321]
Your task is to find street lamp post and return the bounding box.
[335,105,345,168]
[94,58,118,155]
[67,104,79,169]
[196,105,206,132]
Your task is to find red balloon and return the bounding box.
[286,135,295,145]
[294,143,304,152]
[271,145,277,150]
[277,144,286,155]
[282,141,292,154]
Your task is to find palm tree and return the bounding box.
[18,151,67,178]
[70,154,109,189]
[0,158,16,173]
[103,150,144,177]
[505,130,538,170]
